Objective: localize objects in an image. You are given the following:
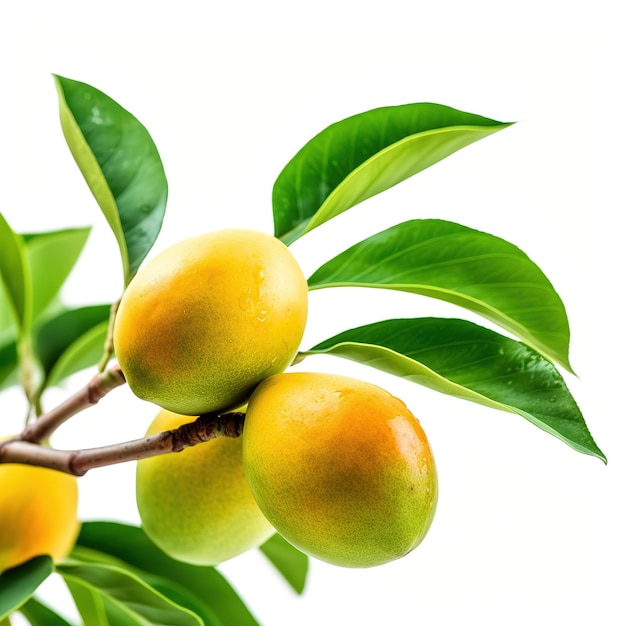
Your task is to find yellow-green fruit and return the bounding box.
[0,457,80,574]
[114,228,308,416]
[136,410,274,565]
[242,372,438,568]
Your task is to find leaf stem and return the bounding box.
[98,298,121,373]
[0,412,245,476]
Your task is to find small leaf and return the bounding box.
[0,212,30,333]
[308,219,572,371]
[273,103,511,244]
[35,305,111,387]
[76,521,262,626]
[18,597,75,626]
[259,534,308,594]
[56,560,203,626]
[54,75,168,285]
[0,556,54,620]
[305,318,605,461]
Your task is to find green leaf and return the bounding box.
[0,340,18,391]
[0,212,30,333]
[259,534,308,594]
[273,103,512,244]
[54,75,168,285]
[18,597,75,626]
[308,219,572,371]
[35,305,111,387]
[76,521,262,626]
[56,560,203,626]
[23,228,91,321]
[305,318,605,462]
[0,556,54,620]
[65,577,109,626]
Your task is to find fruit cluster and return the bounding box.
[126,229,438,568]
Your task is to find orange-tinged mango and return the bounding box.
[114,229,308,416]
[0,459,79,574]
[242,372,438,568]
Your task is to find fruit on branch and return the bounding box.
[114,229,308,415]
[0,456,79,574]
[242,372,438,568]
[136,409,275,565]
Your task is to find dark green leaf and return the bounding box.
[0,340,18,391]
[24,228,91,321]
[54,75,168,285]
[0,556,53,620]
[308,219,572,371]
[305,318,605,461]
[76,521,261,626]
[35,305,111,387]
[56,560,203,626]
[0,212,30,332]
[18,597,75,626]
[259,534,308,594]
[273,103,511,244]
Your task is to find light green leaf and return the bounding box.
[0,212,30,333]
[18,597,75,626]
[54,75,168,285]
[0,556,54,620]
[273,103,511,244]
[23,228,91,321]
[304,318,605,461]
[35,305,111,388]
[76,521,261,626]
[65,577,109,626]
[56,560,203,626]
[259,534,308,594]
[308,219,572,371]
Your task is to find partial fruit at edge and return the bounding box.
[0,456,80,574]
[242,372,438,568]
[114,228,308,416]
[136,409,275,566]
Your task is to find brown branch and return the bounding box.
[20,364,126,444]
[0,412,245,476]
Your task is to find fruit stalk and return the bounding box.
[0,411,245,476]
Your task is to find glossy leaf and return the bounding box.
[308,219,572,371]
[259,534,308,594]
[54,75,168,285]
[35,305,111,387]
[76,521,261,626]
[65,577,109,626]
[273,103,511,244]
[18,597,74,626]
[56,560,203,626]
[304,318,605,461]
[0,212,29,332]
[0,556,53,620]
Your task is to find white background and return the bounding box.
[2,2,625,625]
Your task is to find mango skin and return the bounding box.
[114,228,308,416]
[136,410,275,566]
[0,458,80,574]
[242,372,438,568]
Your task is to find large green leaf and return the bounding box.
[23,229,91,321]
[259,534,308,594]
[56,560,203,626]
[308,219,572,371]
[304,318,605,461]
[65,577,109,626]
[0,556,54,620]
[0,212,30,333]
[76,521,261,626]
[54,75,168,285]
[18,597,75,626]
[35,304,111,388]
[273,103,511,244]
